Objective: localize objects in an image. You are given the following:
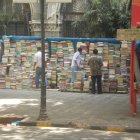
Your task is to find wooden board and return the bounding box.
[117,29,140,40]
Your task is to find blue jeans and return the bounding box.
[91,75,102,93]
[45,74,48,87]
[71,65,78,83]
[35,67,42,88]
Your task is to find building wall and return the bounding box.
[0,0,29,36]
[61,0,88,37]
[0,0,88,37]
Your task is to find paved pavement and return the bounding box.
[0,89,140,132]
[0,126,140,140]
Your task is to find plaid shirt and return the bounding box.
[88,55,103,76]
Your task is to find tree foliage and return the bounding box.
[73,0,131,38]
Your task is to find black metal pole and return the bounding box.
[38,0,48,120]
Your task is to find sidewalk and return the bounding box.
[0,89,140,132]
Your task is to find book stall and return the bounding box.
[0,36,132,94]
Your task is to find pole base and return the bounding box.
[37,120,51,127]
[38,113,49,121]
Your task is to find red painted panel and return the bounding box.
[131,0,140,27]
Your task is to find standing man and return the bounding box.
[33,47,42,89]
[88,48,103,94]
[71,47,82,83]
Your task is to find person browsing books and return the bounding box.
[88,48,103,94]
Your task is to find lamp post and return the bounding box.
[38,0,72,123]
[38,0,72,121]
[13,0,72,125]
[38,0,48,120]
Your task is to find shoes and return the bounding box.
[89,90,96,94]
[89,91,102,94]
[35,86,40,90]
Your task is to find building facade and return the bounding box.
[0,0,88,37]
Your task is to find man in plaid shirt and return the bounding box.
[88,49,103,94]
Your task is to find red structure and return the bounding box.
[130,41,137,115]
[131,0,140,27]
[130,0,140,115]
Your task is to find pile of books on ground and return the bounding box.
[1,38,43,89]
[0,38,130,93]
[0,63,6,88]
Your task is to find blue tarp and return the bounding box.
[2,35,121,44]
[2,35,41,41]
[45,37,121,44]
[136,40,140,48]
[2,35,140,47]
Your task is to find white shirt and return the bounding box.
[71,51,81,67]
[34,51,42,68]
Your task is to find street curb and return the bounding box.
[18,121,140,133]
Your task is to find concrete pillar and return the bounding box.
[29,3,62,37]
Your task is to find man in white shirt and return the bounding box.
[33,47,42,88]
[71,47,82,83]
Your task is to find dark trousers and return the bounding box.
[91,75,102,94]
[35,67,42,88]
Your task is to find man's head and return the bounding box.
[78,47,82,53]
[93,48,98,54]
[37,47,41,51]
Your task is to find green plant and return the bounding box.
[72,0,131,38]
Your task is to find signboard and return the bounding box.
[13,0,72,3]
[131,0,140,27]
[117,29,140,40]
[132,0,140,6]
[13,0,38,3]
[46,0,72,2]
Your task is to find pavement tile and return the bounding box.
[0,89,140,132]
